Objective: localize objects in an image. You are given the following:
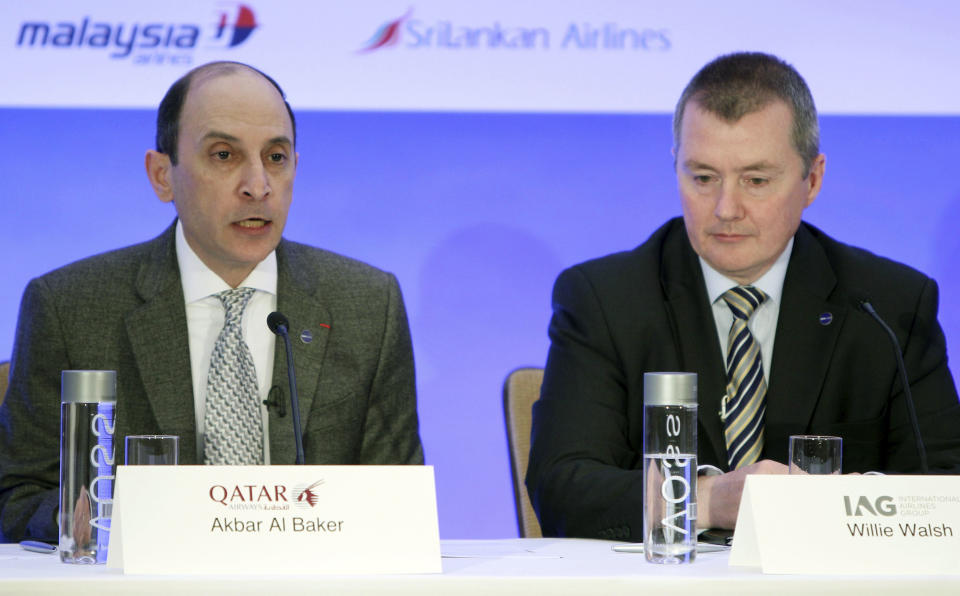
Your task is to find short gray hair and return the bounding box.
[673,52,820,177]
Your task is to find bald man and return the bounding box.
[0,62,423,542]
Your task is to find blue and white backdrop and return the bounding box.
[2,1,958,537]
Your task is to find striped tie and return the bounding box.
[721,286,768,470]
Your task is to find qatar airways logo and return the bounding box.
[208,478,324,511]
[15,3,258,64]
[294,479,325,509]
[359,9,670,53]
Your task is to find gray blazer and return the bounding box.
[0,223,423,541]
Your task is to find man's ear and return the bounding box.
[145,150,174,203]
[804,153,826,207]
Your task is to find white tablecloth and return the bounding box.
[1,538,957,595]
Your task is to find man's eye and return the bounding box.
[746,177,768,186]
[693,175,713,184]
[214,151,231,160]
[268,153,286,163]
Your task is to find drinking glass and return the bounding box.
[788,435,841,474]
[125,435,179,465]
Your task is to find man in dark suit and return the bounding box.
[0,62,423,542]
[527,52,960,541]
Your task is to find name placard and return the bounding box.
[106,465,441,575]
[729,475,960,574]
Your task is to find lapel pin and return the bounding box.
[300,329,313,344]
[819,312,833,326]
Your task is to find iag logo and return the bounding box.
[15,3,258,62]
[844,495,897,516]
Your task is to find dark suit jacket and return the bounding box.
[0,223,423,541]
[527,218,960,541]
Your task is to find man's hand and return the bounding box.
[697,460,788,529]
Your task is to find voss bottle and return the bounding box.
[59,370,116,564]
[642,372,697,564]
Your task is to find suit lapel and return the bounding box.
[659,223,729,468]
[124,224,199,463]
[765,225,846,462]
[268,241,332,464]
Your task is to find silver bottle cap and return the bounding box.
[643,372,697,406]
[61,370,117,404]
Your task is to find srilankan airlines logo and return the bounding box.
[358,8,412,53]
[16,3,259,63]
[357,8,671,53]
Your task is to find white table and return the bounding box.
[1,538,957,595]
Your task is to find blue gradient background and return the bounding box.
[1,108,958,537]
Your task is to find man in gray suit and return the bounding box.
[0,62,423,542]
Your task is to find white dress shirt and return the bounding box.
[699,237,794,384]
[175,221,277,464]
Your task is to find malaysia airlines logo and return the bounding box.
[358,8,412,53]
[16,3,259,63]
[211,3,258,48]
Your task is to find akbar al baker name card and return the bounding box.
[107,465,441,575]
[729,475,960,574]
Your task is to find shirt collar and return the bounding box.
[175,219,278,303]
[700,236,794,306]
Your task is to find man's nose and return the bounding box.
[239,159,271,200]
[714,180,744,221]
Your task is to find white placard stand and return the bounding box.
[106,465,441,575]
[729,475,960,574]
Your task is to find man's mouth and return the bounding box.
[236,218,269,229]
[709,229,750,240]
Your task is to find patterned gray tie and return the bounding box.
[204,287,263,465]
